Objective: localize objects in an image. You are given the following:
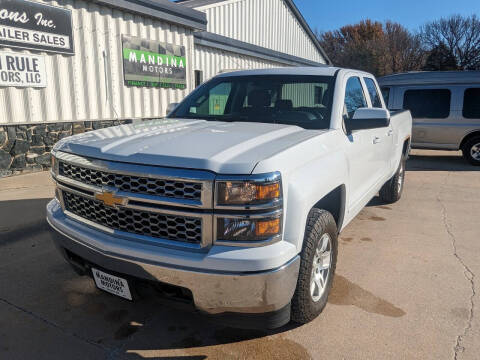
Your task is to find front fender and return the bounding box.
[282,151,348,252]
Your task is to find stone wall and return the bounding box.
[0,120,132,178]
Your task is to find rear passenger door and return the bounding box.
[363,77,394,176]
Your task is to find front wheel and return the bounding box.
[379,157,406,204]
[291,209,338,324]
[462,136,480,166]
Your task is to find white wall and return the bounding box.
[0,0,195,124]
[194,44,286,82]
[194,0,325,64]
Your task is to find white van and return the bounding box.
[379,71,480,165]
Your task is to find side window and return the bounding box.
[344,77,367,119]
[381,87,390,107]
[463,88,480,119]
[364,78,383,108]
[403,89,451,119]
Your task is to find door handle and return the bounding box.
[387,129,394,136]
[373,136,381,144]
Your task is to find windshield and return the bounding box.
[169,75,335,130]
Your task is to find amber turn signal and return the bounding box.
[255,218,281,237]
[255,183,280,201]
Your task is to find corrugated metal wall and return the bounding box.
[194,44,285,81]
[195,0,325,64]
[0,0,194,125]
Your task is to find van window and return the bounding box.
[403,89,451,118]
[364,78,382,108]
[344,77,367,119]
[463,88,480,119]
[381,87,390,107]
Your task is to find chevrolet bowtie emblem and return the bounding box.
[95,191,126,207]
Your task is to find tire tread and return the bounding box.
[291,209,338,324]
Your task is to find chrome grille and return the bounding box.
[63,191,202,244]
[59,162,202,200]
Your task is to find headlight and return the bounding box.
[217,215,282,242]
[214,172,283,244]
[215,172,282,206]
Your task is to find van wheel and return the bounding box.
[462,136,480,166]
[379,157,406,204]
[291,209,338,324]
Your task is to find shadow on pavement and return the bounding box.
[1,197,306,360]
[0,198,51,245]
[406,154,478,172]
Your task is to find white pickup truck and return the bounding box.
[47,67,412,329]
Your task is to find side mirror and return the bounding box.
[166,102,179,115]
[345,107,390,132]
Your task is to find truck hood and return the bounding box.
[54,119,323,174]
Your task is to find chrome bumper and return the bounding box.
[47,200,300,315]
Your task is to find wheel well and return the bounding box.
[460,131,480,150]
[312,185,346,231]
[402,138,411,157]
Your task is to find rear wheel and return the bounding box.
[379,157,406,204]
[462,136,480,166]
[291,209,338,324]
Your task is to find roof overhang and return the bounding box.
[194,31,326,67]
[92,0,207,30]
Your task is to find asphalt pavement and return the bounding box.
[0,149,478,360]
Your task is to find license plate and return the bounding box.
[92,268,132,300]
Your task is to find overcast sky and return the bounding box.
[293,0,480,33]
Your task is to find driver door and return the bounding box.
[343,76,383,211]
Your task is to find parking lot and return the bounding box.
[0,149,478,360]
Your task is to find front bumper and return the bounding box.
[47,199,300,315]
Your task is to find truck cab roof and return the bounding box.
[214,66,344,78]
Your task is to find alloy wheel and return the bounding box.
[310,233,333,302]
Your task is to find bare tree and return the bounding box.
[317,20,424,76]
[421,15,480,70]
[384,22,426,74]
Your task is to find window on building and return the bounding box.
[381,87,390,107]
[463,88,480,119]
[194,70,203,88]
[344,77,367,119]
[403,89,451,119]
[281,83,328,107]
[364,78,383,108]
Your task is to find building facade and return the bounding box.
[0,0,329,176]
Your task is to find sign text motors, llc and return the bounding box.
[0,51,46,87]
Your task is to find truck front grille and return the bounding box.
[63,191,202,244]
[59,162,202,201]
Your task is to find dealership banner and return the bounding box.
[122,36,186,89]
[0,51,46,87]
[0,0,74,54]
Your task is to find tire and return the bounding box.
[291,209,338,324]
[461,136,480,166]
[379,157,406,204]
